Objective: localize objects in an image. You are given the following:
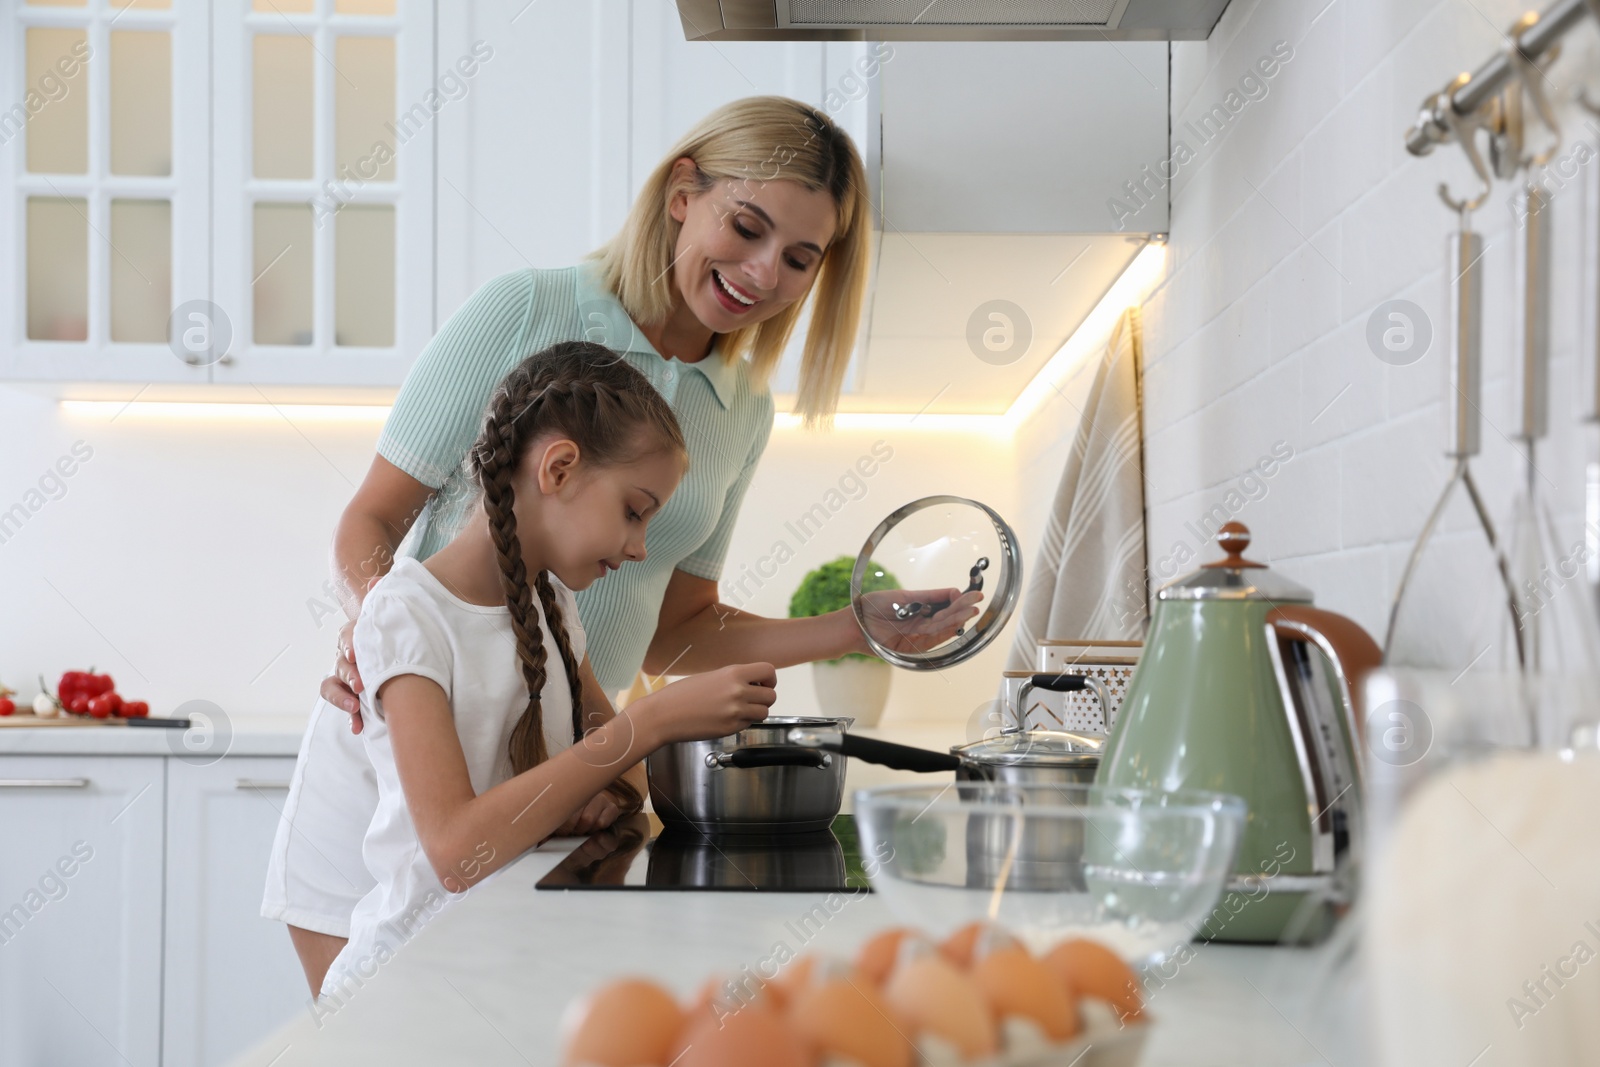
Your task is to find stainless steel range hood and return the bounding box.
[676,0,1230,41]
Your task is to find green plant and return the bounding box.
[789,556,900,664]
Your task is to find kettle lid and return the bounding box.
[1158,522,1312,602]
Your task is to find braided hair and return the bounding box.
[466,341,686,809]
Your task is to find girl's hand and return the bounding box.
[855,587,984,656]
[641,662,778,744]
[549,791,622,838]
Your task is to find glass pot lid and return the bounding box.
[954,729,1105,766]
[850,495,1023,670]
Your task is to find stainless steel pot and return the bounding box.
[646,716,853,835]
[786,672,1109,786]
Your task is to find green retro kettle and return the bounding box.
[1096,522,1382,943]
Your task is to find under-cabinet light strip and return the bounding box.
[58,243,1168,435]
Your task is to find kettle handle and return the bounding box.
[1266,605,1383,749]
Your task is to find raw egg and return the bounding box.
[882,952,998,1059]
[561,976,683,1067]
[765,954,819,1010]
[787,972,915,1067]
[674,998,814,1067]
[688,973,778,1017]
[938,922,988,969]
[1043,939,1143,1023]
[854,927,918,985]
[972,945,1080,1041]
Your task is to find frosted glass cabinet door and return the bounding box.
[0,756,166,1067]
[2,1,208,382]
[163,757,308,1067]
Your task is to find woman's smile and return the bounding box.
[710,268,760,313]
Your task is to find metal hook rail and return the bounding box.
[1405,0,1597,157]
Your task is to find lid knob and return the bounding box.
[1203,521,1267,571]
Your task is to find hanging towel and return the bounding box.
[1005,307,1148,674]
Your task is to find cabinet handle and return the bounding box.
[235,779,292,791]
[0,778,91,788]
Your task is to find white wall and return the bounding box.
[1016,0,1600,676]
[0,387,379,722]
[0,386,1024,727]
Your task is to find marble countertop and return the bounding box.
[227,720,1369,1067]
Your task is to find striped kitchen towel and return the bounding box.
[1005,306,1148,674]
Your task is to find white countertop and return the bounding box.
[227,720,1369,1067]
[0,713,306,757]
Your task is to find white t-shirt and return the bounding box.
[319,556,586,1001]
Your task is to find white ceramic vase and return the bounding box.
[810,657,892,727]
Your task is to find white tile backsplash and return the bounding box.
[1016,0,1600,664]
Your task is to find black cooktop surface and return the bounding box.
[535,814,873,893]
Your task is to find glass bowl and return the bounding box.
[853,782,1247,966]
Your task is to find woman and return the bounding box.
[263,96,977,995]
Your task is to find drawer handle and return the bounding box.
[235,779,292,791]
[0,778,91,788]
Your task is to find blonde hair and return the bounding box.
[585,96,871,427]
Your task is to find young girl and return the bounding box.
[317,341,777,1002]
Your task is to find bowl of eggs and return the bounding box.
[560,923,1149,1067]
[852,782,1247,967]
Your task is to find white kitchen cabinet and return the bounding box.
[0,755,167,1067]
[1,0,437,389]
[162,757,306,1067]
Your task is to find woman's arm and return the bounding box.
[324,270,540,724]
[642,570,982,676]
[320,456,436,724]
[383,658,777,892]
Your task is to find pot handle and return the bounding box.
[788,728,962,774]
[1023,672,1091,692]
[706,746,833,771]
[1266,605,1383,747]
[1015,673,1113,732]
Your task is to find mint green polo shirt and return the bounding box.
[376,260,775,691]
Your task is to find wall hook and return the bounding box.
[1506,12,1564,166]
[1432,74,1495,214]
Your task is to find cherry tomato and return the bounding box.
[87,695,114,719]
[106,692,123,713]
[121,701,149,718]
[0,698,14,717]
[68,695,90,715]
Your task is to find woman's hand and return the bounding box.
[636,662,778,745]
[854,587,984,657]
[319,576,384,734]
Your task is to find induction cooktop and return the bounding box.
[535,814,873,893]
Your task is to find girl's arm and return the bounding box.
[382,657,776,892]
[547,655,649,837]
[641,570,982,676]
